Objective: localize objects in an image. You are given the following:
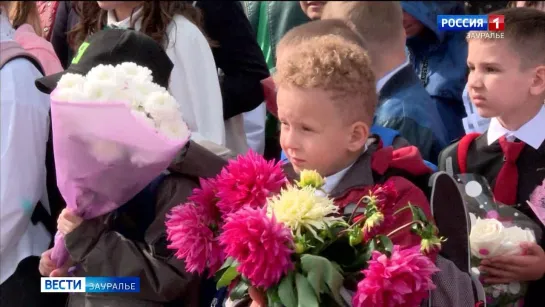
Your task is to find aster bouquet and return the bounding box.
[455,174,543,307]
[166,151,441,307]
[49,62,190,267]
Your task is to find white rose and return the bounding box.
[470,218,506,258]
[86,64,124,88]
[57,73,86,91]
[501,226,536,256]
[158,120,190,140]
[52,88,87,102]
[142,91,181,122]
[83,80,120,102]
[115,62,153,83]
[88,140,125,164]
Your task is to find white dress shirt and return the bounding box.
[107,10,248,156]
[487,106,545,150]
[0,12,51,284]
[376,60,410,93]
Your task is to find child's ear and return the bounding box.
[347,121,369,152]
[530,65,545,97]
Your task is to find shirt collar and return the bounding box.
[487,106,545,150]
[376,60,410,93]
[106,7,143,31]
[321,142,371,194]
[0,10,15,42]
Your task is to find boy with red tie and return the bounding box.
[439,8,545,306]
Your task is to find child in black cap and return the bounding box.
[38,28,228,307]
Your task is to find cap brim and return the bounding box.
[35,70,67,94]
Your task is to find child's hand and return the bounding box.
[39,248,74,277]
[57,209,83,235]
[249,287,267,307]
[479,242,545,284]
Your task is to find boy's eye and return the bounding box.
[484,66,499,73]
[302,126,314,132]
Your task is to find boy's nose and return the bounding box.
[467,71,484,89]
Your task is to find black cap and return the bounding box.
[36,28,173,94]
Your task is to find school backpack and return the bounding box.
[438,132,481,177]
[0,41,59,240]
[366,142,486,306]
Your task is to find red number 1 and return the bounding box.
[488,15,505,31]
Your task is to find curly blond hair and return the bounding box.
[275,21,377,125]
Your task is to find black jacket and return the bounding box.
[195,1,269,119]
[50,1,79,69]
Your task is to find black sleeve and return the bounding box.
[196,1,270,120]
[51,1,71,69]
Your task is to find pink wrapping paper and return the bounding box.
[50,93,189,267]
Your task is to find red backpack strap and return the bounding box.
[457,133,481,173]
[0,40,44,74]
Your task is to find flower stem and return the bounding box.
[348,195,371,224]
[386,220,426,238]
[393,204,413,216]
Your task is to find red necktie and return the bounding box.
[493,136,525,205]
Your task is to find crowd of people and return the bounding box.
[0,1,544,307]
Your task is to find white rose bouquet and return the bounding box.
[48,62,190,268]
[456,174,543,306]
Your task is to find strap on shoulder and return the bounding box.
[370,125,399,147]
[457,133,481,174]
[0,40,44,74]
[438,133,481,176]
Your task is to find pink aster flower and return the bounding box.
[188,178,220,222]
[353,245,439,307]
[529,179,545,224]
[219,206,294,289]
[165,203,223,276]
[215,150,287,214]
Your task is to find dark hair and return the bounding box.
[68,1,210,51]
[470,7,545,66]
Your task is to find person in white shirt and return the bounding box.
[68,1,248,157]
[0,4,51,306]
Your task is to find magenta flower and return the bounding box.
[215,150,287,214]
[529,179,545,222]
[370,180,398,211]
[219,206,294,289]
[353,246,439,307]
[188,178,220,222]
[165,203,223,276]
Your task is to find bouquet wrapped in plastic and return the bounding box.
[49,62,190,267]
[456,174,543,306]
[165,151,442,307]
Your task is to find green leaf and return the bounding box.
[267,287,283,307]
[216,266,240,289]
[278,272,297,307]
[376,235,393,255]
[409,204,428,222]
[230,279,249,300]
[300,254,344,306]
[220,257,236,270]
[214,257,237,282]
[295,273,319,307]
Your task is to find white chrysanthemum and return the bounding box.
[83,80,120,102]
[115,62,153,83]
[52,88,87,102]
[266,185,344,240]
[57,73,86,91]
[131,109,155,129]
[158,120,190,140]
[126,79,160,102]
[86,64,124,88]
[88,140,125,164]
[142,91,181,122]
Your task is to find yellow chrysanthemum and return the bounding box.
[296,170,325,189]
[266,185,343,240]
